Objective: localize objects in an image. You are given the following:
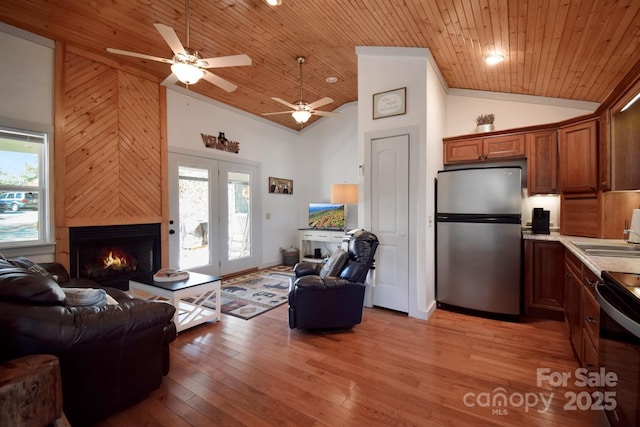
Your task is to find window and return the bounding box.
[0,127,49,245]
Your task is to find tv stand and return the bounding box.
[298,229,346,262]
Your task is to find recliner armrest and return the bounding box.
[293,261,323,277]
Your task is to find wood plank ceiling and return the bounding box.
[1,0,639,131]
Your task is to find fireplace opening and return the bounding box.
[69,224,161,290]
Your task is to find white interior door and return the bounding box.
[370,133,410,312]
[168,152,261,276]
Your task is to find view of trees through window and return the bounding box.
[0,128,46,244]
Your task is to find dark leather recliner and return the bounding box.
[288,230,378,331]
[0,257,177,426]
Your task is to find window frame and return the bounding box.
[0,125,52,248]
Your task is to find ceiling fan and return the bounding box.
[106,0,251,92]
[262,56,338,124]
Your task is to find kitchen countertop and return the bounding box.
[523,231,640,277]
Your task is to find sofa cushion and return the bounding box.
[0,260,66,306]
[319,249,349,279]
[8,257,60,283]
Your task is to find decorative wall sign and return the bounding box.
[201,132,240,153]
[268,177,293,194]
[373,87,407,119]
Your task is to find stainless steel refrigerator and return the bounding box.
[436,167,522,317]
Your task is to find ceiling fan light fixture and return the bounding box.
[171,62,204,85]
[483,53,504,65]
[292,110,312,124]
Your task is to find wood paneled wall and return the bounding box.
[54,42,168,270]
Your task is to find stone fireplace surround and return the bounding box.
[69,223,161,290]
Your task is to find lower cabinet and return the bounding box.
[564,250,601,369]
[524,240,565,320]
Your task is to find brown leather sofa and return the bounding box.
[0,257,177,426]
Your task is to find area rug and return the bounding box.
[215,266,294,320]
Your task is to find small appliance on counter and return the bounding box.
[531,208,550,234]
[626,208,640,243]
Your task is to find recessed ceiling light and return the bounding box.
[483,53,504,65]
[325,76,338,83]
[266,0,282,5]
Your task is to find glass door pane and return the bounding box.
[178,166,210,270]
[227,171,251,260]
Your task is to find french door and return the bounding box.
[168,152,261,276]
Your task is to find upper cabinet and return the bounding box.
[527,130,558,195]
[608,78,640,190]
[559,120,598,194]
[443,134,525,164]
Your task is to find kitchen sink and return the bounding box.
[572,242,640,258]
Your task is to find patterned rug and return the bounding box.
[216,266,294,320]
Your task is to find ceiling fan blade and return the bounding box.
[271,97,298,110]
[106,48,174,64]
[261,111,295,116]
[202,70,238,92]
[161,73,179,86]
[199,54,252,69]
[153,23,186,56]
[312,111,339,117]
[308,97,334,110]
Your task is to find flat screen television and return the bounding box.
[308,203,345,230]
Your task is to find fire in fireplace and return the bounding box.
[69,223,161,290]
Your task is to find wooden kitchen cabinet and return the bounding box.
[527,130,559,195]
[443,134,525,164]
[524,240,565,320]
[564,250,600,369]
[443,138,483,163]
[565,252,583,360]
[559,119,598,193]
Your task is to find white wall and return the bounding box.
[423,60,447,317]
[356,46,440,320]
[298,102,359,229]
[446,89,599,137]
[0,23,54,127]
[0,23,55,261]
[166,88,301,266]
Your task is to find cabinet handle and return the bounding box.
[586,279,598,288]
[586,316,597,324]
[551,187,557,193]
[589,185,596,191]
[584,363,595,372]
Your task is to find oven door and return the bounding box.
[596,281,640,427]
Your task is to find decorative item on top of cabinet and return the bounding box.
[443,133,525,164]
[559,119,598,193]
[524,240,565,320]
[527,130,559,195]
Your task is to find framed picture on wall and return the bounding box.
[373,87,407,119]
[269,177,293,194]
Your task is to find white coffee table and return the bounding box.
[129,272,221,332]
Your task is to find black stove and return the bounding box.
[597,271,640,427]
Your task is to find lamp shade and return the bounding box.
[171,63,205,85]
[292,110,312,124]
[331,184,358,204]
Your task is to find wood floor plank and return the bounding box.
[95,300,603,426]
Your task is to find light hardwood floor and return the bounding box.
[97,304,604,426]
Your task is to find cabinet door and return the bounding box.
[443,139,483,164]
[531,241,565,309]
[559,120,598,193]
[527,130,558,195]
[565,258,583,360]
[483,134,526,160]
